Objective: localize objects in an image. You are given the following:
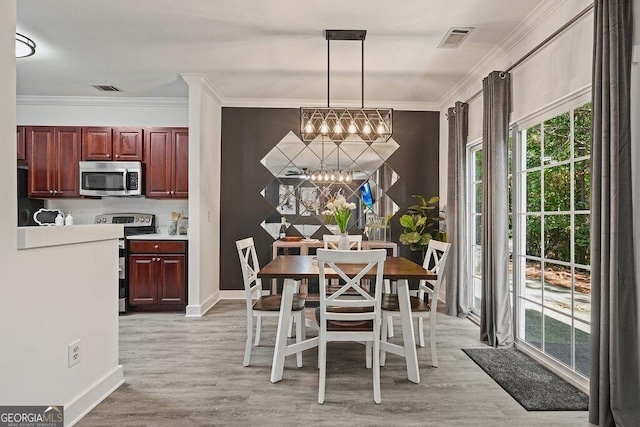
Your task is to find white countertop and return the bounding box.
[126,232,188,241]
[17,224,124,249]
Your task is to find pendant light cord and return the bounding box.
[327,37,330,108]
[361,38,364,109]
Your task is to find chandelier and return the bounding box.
[301,30,393,143]
[309,137,352,183]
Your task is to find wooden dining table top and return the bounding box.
[258,255,436,280]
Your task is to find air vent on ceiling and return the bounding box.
[438,27,474,49]
[91,84,121,92]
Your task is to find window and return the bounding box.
[467,142,482,314]
[514,102,591,378]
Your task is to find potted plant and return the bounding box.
[399,195,445,253]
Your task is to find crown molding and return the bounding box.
[180,73,224,105]
[16,95,188,108]
[438,0,581,110]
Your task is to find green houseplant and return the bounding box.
[399,195,445,252]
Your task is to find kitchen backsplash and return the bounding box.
[46,198,188,233]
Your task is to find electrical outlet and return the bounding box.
[68,340,81,368]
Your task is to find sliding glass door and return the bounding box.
[513,102,592,378]
[467,142,482,315]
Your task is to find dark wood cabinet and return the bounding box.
[17,126,26,160]
[144,127,188,199]
[82,127,142,161]
[128,240,187,309]
[26,126,81,198]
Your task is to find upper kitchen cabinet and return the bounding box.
[17,126,26,161]
[144,128,188,199]
[82,127,143,161]
[26,126,81,198]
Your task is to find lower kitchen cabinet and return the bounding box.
[128,240,187,310]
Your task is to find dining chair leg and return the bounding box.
[270,279,295,383]
[387,316,394,338]
[397,279,420,384]
[383,279,394,338]
[244,313,253,367]
[373,330,381,404]
[296,311,304,368]
[366,342,372,369]
[255,316,262,346]
[418,317,425,348]
[380,314,388,366]
[318,329,327,404]
[287,316,294,338]
[430,311,438,368]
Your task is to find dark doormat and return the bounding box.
[462,348,588,411]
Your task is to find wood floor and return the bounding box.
[78,300,588,426]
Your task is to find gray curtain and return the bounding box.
[589,1,640,425]
[480,71,513,347]
[445,101,470,317]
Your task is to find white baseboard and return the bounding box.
[66,365,124,426]
[219,290,251,299]
[185,291,221,317]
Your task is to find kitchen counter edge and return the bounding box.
[126,233,189,241]
[17,224,124,250]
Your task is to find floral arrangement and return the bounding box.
[322,193,356,233]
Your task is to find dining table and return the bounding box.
[257,254,437,384]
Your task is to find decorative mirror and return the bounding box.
[260,131,399,240]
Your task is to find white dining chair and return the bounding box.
[380,239,451,368]
[236,237,306,367]
[316,248,387,404]
[322,234,363,250]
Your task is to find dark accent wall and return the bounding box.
[220,108,440,290]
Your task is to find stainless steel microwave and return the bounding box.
[79,161,142,196]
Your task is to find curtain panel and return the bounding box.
[445,101,470,317]
[479,71,513,347]
[589,0,640,425]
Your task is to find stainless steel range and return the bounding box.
[95,213,156,312]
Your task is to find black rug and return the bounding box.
[462,348,588,411]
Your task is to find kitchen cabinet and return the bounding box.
[17,126,26,160]
[82,127,143,161]
[26,126,81,198]
[144,127,188,199]
[128,240,187,309]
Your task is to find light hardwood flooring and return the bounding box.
[79,300,588,426]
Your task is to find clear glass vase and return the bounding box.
[338,232,350,250]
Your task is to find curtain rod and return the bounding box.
[463,3,595,104]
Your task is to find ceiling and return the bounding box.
[16,0,546,106]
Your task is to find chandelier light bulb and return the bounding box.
[320,121,329,135]
[363,121,372,134]
[333,121,343,134]
[346,173,352,182]
[376,122,386,134]
[330,171,335,181]
[338,173,344,182]
[323,171,329,181]
[304,121,315,134]
[348,121,357,134]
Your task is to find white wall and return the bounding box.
[438,0,593,208]
[1,2,123,424]
[183,74,222,316]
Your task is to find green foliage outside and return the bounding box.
[523,102,592,265]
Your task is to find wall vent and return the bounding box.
[438,27,474,49]
[91,84,121,92]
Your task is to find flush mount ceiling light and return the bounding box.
[301,30,392,143]
[16,33,36,58]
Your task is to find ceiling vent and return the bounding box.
[91,84,121,92]
[438,27,474,49]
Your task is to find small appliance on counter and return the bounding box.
[94,213,156,313]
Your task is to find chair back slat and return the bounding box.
[317,249,386,322]
[420,240,451,296]
[236,237,262,303]
[323,234,363,250]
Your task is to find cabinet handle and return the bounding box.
[154,245,159,249]
[166,191,170,194]
[49,189,54,194]
[53,190,58,195]
[115,154,119,158]
[171,191,175,195]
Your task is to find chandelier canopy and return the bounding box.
[301,30,393,143]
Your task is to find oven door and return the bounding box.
[79,161,142,196]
